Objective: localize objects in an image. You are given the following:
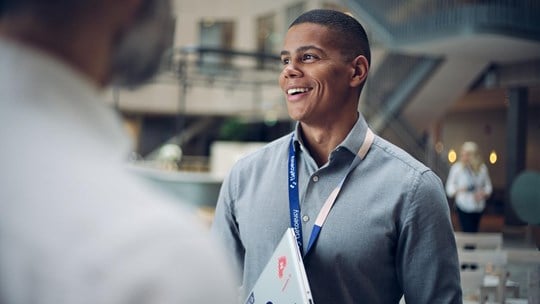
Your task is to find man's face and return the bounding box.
[279,23,357,125]
[109,0,173,87]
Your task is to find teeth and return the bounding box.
[287,88,310,95]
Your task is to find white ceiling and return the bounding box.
[400,32,540,64]
[395,32,540,128]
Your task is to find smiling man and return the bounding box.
[212,9,462,304]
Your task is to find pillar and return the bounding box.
[505,87,528,226]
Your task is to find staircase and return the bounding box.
[346,0,540,176]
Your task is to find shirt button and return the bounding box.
[312,176,319,182]
[302,215,310,222]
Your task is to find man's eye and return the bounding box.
[281,58,290,65]
[302,54,316,61]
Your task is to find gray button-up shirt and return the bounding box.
[212,116,462,304]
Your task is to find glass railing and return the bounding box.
[168,46,282,89]
[346,0,540,44]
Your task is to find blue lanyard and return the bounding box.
[288,135,304,255]
[287,128,375,257]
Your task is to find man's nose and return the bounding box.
[282,63,302,78]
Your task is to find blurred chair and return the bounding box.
[458,249,507,266]
[460,267,486,302]
[455,232,503,250]
[458,250,520,303]
[507,248,540,264]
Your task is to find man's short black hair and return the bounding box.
[0,0,93,24]
[1,0,81,12]
[289,9,371,66]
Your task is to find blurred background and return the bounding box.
[111,0,539,233]
[1,0,537,302]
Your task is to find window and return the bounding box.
[199,20,235,72]
[256,13,276,69]
[286,2,306,28]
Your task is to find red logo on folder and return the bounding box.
[277,256,287,278]
[277,255,292,292]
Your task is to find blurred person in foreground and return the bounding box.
[212,9,462,304]
[0,0,237,303]
[446,141,493,233]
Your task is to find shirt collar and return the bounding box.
[338,115,371,156]
[0,37,131,161]
[0,36,101,97]
[292,114,372,157]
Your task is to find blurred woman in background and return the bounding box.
[446,141,493,233]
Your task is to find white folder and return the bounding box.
[244,228,314,304]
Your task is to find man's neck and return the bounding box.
[299,113,359,167]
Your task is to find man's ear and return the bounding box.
[109,0,145,30]
[350,55,369,88]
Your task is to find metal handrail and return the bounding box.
[163,46,282,89]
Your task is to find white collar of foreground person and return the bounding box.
[0,36,131,163]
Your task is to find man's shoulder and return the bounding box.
[371,135,431,175]
[1,158,227,264]
[0,164,237,303]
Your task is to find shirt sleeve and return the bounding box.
[102,230,238,304]
[397,170,462,304]
[61,215,239,304]
[211,167,245,285]
[480,164,493,196]
[445,164,460,198]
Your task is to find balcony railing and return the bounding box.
[167,46,282,89]
[346,0,540,45]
